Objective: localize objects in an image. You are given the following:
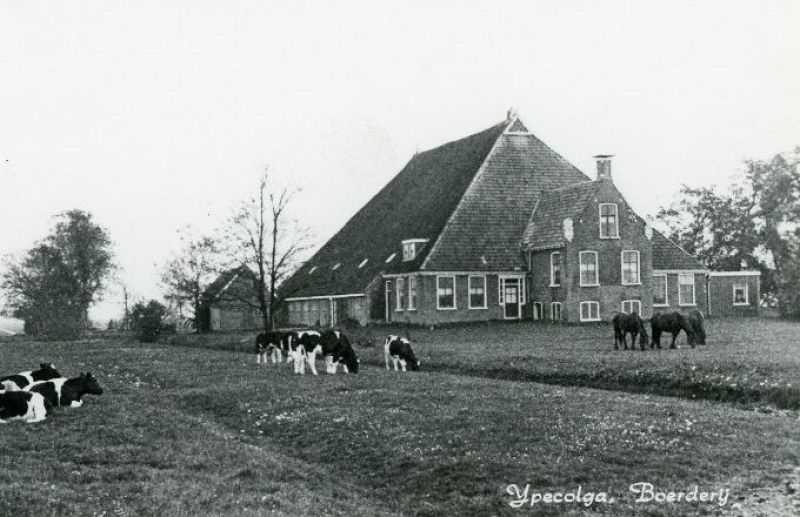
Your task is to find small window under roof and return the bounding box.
[308,266,317,274]
[332,263,340,271]
[385,253,397,263]
[358,258,368,268]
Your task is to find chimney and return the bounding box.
[593,155,613,181]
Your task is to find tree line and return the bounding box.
[3,150,799,341]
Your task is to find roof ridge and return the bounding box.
[415,119,510,157]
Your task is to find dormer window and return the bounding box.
[331,263,340,271]
[308,266,317,274]
[401,239,429,262]
[385,253,396,263]
[599,203,619,239]
[358,258,368,269]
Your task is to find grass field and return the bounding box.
[1,318,799,516]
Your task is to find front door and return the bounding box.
[385,280,393,322]
[503,281,520,319]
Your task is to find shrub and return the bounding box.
[130,300,167,343]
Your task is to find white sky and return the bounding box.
[1,0,798,323]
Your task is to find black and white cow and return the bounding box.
[290,330,320,374]
[384,335,420,372]
[296,329,359,375]
[255,331,296,364]
[0,363,62,390]
[0,390,50,424]
[25,372,103,408]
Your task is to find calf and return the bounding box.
[298,329,359,375]
[0,391,50,424]
[255,331,294,364]
[0,363,61,390]
[26,372,103,408]
[384,335,420,371]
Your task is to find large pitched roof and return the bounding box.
[420,127,590,270]
[521,181,600,250]
[279,120,511,298]
[652,230,707,270]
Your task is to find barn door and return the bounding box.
[385,280,393,323]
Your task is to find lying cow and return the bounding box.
[384,335,420,371]
[297,329,359,375]
[255,331,295,364]
[0,363,61,390]
[0,390,50,424]
[26,372,103,408]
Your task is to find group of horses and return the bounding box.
[612,309,706,351]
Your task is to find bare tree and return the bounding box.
[227,170,311,330]
[160,229,224,331]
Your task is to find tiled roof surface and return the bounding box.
[278,121,510,298]
[421,131,590,270]
[521,181,599,250]
[652,230,707,270]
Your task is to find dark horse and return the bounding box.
[686,309,706,345]
[612,312,648,351]
[650,312,696,349]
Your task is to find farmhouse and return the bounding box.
[278,113,759,325]
[199,266,265,332]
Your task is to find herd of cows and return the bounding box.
[0,364,104,424]
[255,330,420,374]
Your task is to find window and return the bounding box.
[599,203,619,238]
[468,275,487,309]
[579,251,599,286]
[678,274,695,306]
[395,277,405,311]
[550,302,562,321]
[408,276,418,310]
[580,301,600,322]
[621,300,642,315]
[733,284,748,306]
[437,275,456,310]
[499,277,525,306]
[621,251,640,285]
[532,302,543,320]
[402,242,415,261]
[550,252,561,287]
[653,274,668,306]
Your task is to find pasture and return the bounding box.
[0,318,798,516]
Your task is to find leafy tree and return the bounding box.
[160,229,223,331]
[2,210,114,339]
[658,148,800,314]
[226,171,311,330]
[129,299,167,343]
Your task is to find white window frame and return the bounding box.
[621,299,642,315]
[733,284,749,306]
[402,242,415,261]
[358,258,368,268]
[579,251,600,287]
[395,277,405,311]
[408,276,417,311]
[579,301,601,322]
[499,276,525,306]
[532,302,543,320]
[621,250,641,285]
[550,252,561,287]
[599,203,619,239]
[678,273,696,306]
[652,273,668,307]
[468,275,487,309]
[436,275,457,310]
[550,302,562,321]
[385,253,396,263]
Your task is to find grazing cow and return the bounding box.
[612,312,649,351]
[298,329,359,375]
[0,363,61,390]
[26,372,103,408]
[0,390,50,424]
[384,335,420,371]
[651,312,696,349]
[291,330,320,374]
[687,309,706,345]
[255,331,295,364]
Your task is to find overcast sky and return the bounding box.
[1,0,798,322]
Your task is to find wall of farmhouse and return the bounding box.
[386,274,508,325]
[651,272,709,316]
[564,181,653,322]
[708,274,760,317]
